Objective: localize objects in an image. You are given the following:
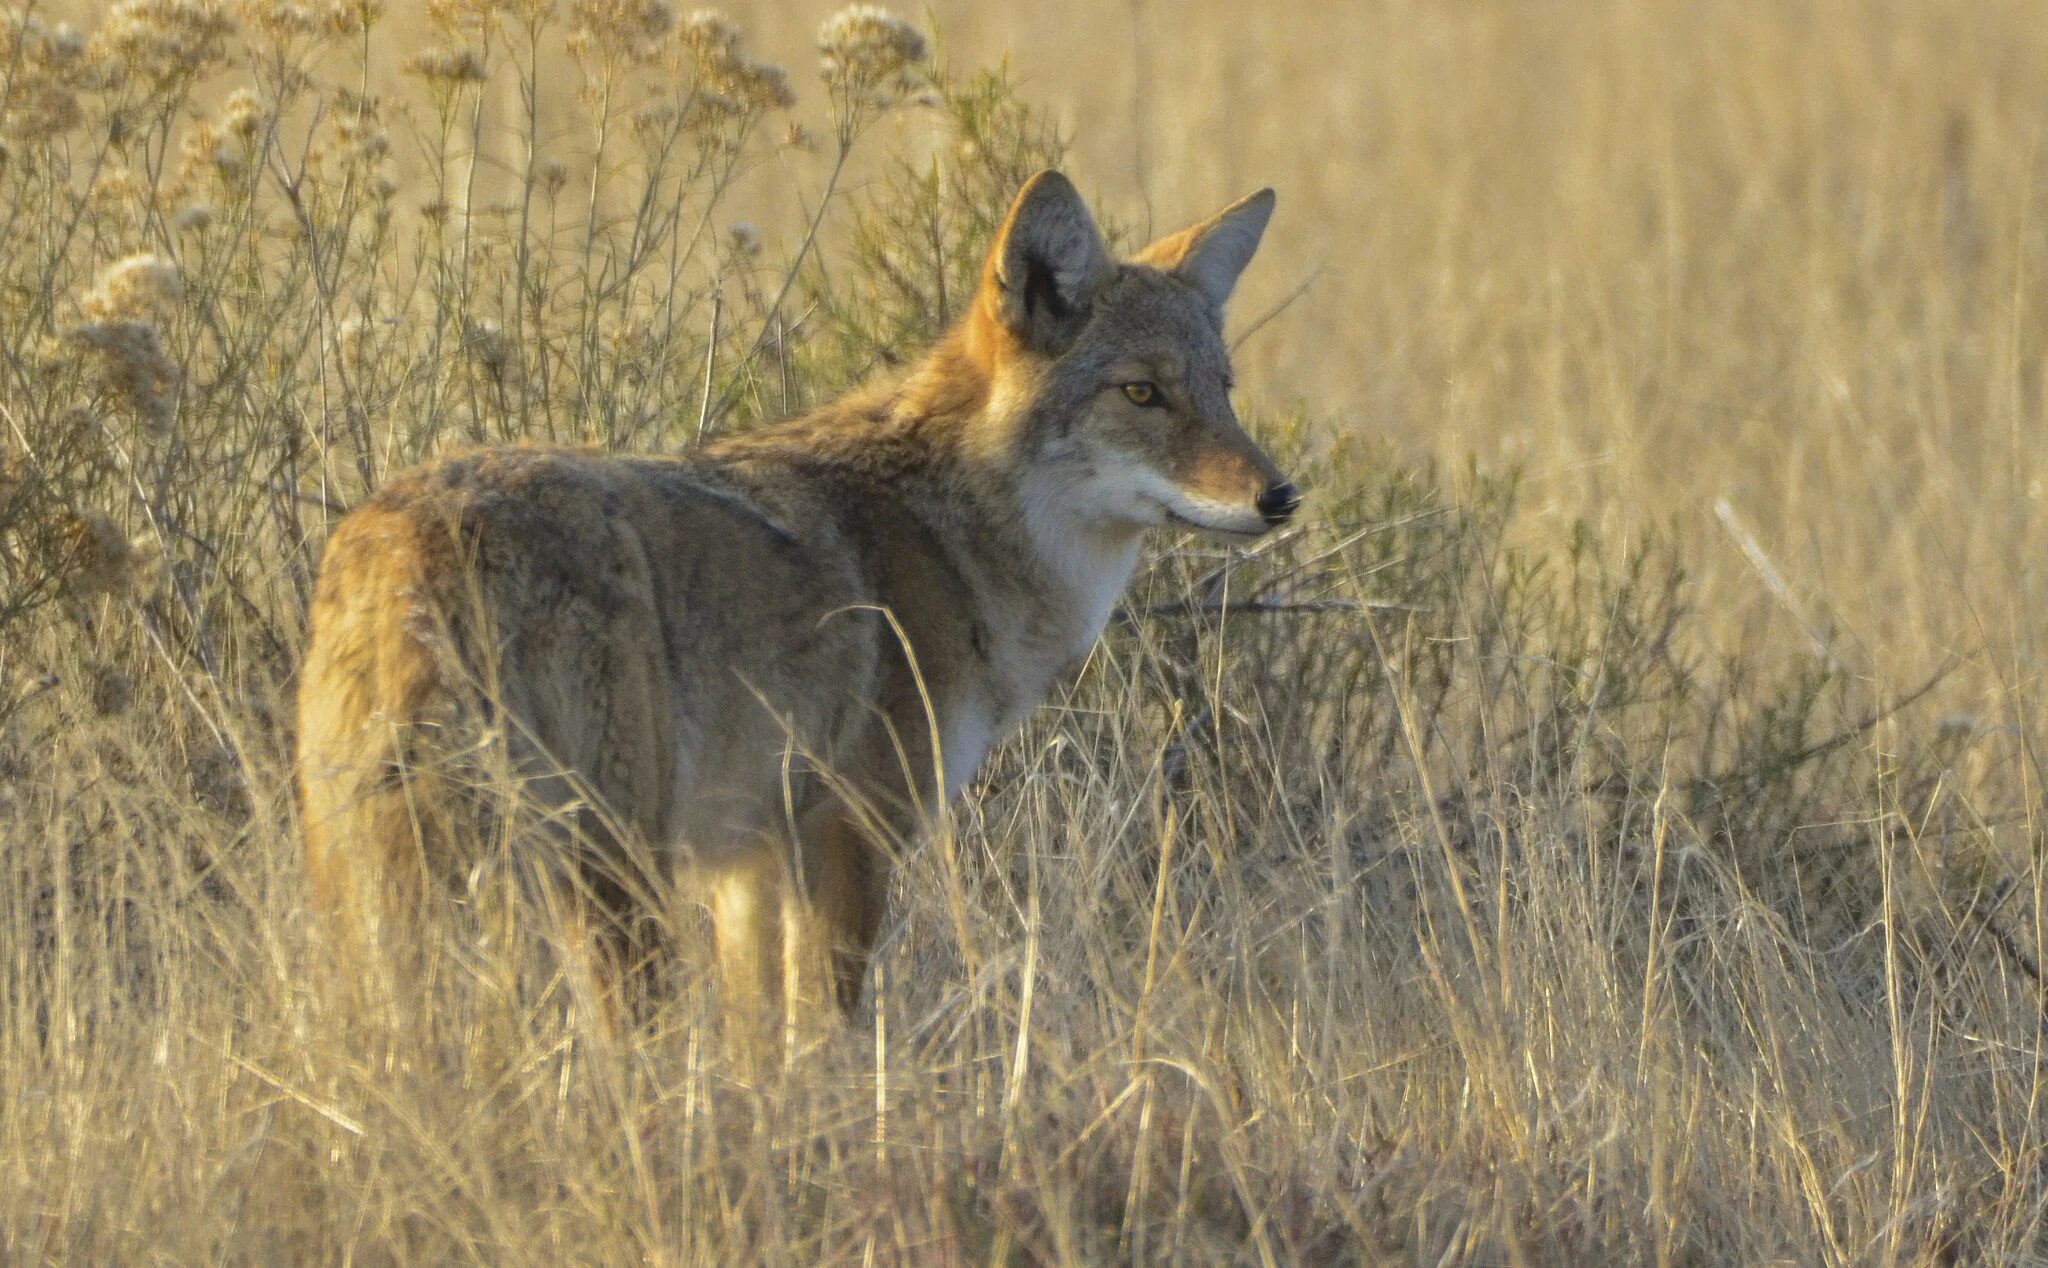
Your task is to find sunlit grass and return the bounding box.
[2,0,2044,1261]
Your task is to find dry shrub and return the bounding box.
[0,2,2039,1262]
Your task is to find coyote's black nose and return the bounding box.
[1257,481,1301,526]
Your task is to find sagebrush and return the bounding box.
[0,1,2042,1263]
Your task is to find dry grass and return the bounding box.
[2,0,2046,1261]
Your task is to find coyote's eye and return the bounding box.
[1121,381,1163,408]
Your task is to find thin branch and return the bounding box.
[268,481,351,517]
[1774,658,1962,772]
[700,138,854,431]
[1715,496,1842,671]
[1230,262,1326,353]
[1116,597,1417,626]
[694,289,723,445]
[1962,877,2043,987]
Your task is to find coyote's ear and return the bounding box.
[981,170,1111,355]
[1135,187,1276,310]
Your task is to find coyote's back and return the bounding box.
[296,449,883,968]
[295,169,1298,1018]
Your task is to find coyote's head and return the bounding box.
[962,170,1298,541]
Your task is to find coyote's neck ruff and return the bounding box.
[296,170,1297,1018]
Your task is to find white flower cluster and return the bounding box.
[78,254,184,325]
[90,0,237,90]
[54,255,186,432]
[816,5,926,91]
[569,0,678,64]
[403,43,489,83]
[679,9,795,114]
[0,13,91,139]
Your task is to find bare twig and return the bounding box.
[1968,879,2043,987]
[1773,659,1961,772]
[700,139,854,431]
[1715,496,1841,670]
[1116,596,1416,626]
[267,481,351,517]
[1230,262,1326,353]
[695,290,723,446]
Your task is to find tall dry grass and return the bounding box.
[1,0,2045,1262]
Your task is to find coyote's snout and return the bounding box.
[296,169,1292,1021]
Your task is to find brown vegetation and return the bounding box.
[2,0,2045,1260]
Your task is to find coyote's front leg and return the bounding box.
[706,803,888,1031]
[707,840,795,1029]
[800,804,890,1016]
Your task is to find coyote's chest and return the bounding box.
[938,704,998,799]
[927,526,1140,799]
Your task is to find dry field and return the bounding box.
[4,0,2048,1261]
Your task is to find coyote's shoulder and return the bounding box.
[296,170,1298,1017]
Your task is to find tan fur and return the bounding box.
[296,170,1294,1023]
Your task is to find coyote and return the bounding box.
[296,170,1297,1019]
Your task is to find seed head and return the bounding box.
[710,56,793,111]
[0,13,91,140]
[58,255,185,431]
[462,319,513,377]
[423,0,510,28]
[403,43,489,83]
[569,0,677,63]
[4,80,82,139]
[177,119,225,184]
[670,11,793,114]
[240,0,321,41]
[679,9,738,64]
[48,23,85,60]
[80,253,184,324]
[630,97,683,139]
[322,0,382,35]
[90,664,135,717]
[817,5,925,90]
[55,322,181,431]
[87,167,154,229]
[221,88,268,139]
[332,112,390,165]
[92,0,237,91]
[60,510,148,601]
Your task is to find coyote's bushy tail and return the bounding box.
[294,507,472,954]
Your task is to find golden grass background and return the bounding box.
[42,0,2048,682]
[927,0,2048,706]
[5,0,2048,1261]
